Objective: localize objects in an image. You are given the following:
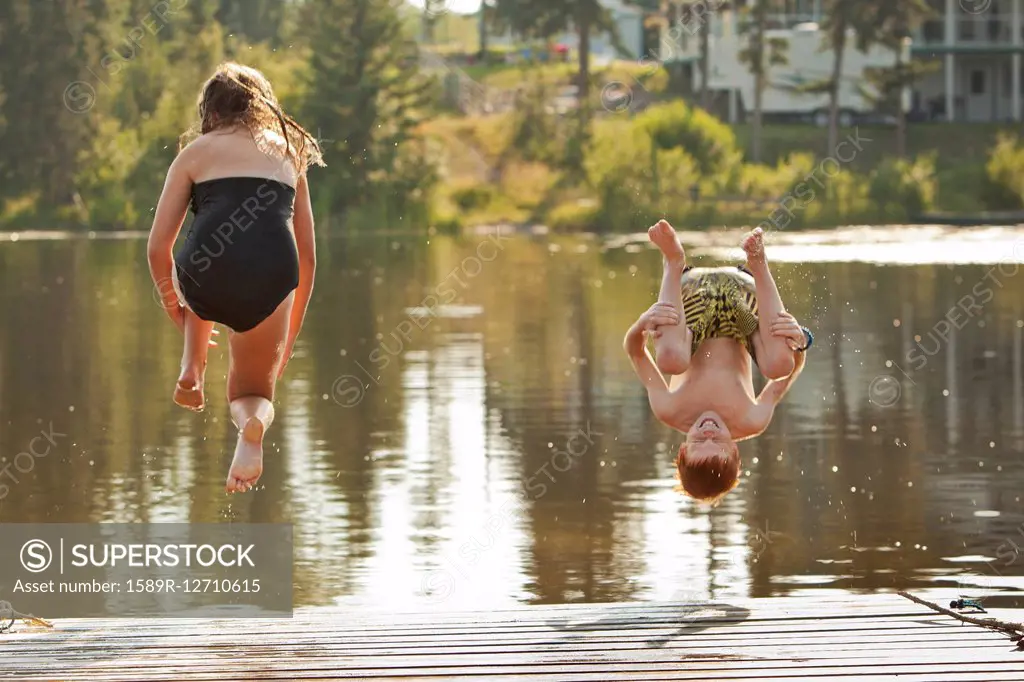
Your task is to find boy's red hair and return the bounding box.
[674,442,740,505]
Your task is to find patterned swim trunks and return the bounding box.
[680,266,760,358]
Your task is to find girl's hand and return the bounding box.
[168,302,186,334]
[277,334,297,379]
[771,311,805,350]
[637,302,680,338]
[166,303,220,347]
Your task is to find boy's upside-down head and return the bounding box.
[674,411,740,505]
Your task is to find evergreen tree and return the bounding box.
[302,0,436,218]
[217,0,294,46]
[0,0,108,208]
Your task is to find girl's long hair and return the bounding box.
[179,62,324,173]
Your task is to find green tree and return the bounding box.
[0,0,109,209]
[737,0,788,163]
[422,0,446,43]
[492,0,616,107]
[302,0,437,220]
[863,0,934,158]
[693,3,711,110]
[217,0,295,46]
[819,0,874,154]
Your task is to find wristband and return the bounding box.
[797,326,813,352]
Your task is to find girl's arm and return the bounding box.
[147,150,194,328]
[279,173,316,377]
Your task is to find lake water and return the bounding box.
[1,226,1022,612]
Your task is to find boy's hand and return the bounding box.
[771,311,805,351]
[636,302,681,339]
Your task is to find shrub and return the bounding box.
[449,181,496,211]
[868,155,937,221]
[583,123,700,231]
[500,161,559,209]
[634,100,739,176]
[545,200,602,231]
[983,133,1024,210]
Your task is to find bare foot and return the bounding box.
[225,418,264,493]
[173,365,205,412]
[648,219,686,266]
[741,226,766,269]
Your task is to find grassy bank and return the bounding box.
[733,123,1016,214]
[422,105,1024,232]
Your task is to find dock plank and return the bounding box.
[0,595,1020,681]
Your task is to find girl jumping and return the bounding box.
[147,62,324,493]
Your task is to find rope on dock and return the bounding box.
[897,590,1023,646]
[0,600,54,633]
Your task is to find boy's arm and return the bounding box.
[623,322,671,403]
[743,349,806,435]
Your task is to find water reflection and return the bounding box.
[0,229,1021,610]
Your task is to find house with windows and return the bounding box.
[911,0,1023,122]
[658,0,1023,123]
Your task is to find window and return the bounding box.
[959,19,975,41]
[971,70,986,94]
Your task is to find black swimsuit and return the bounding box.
[174,177,299,333]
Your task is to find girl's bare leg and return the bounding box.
[647,220,691,375]
[174,310,214,411]
[742,228,795,380]
[224,292,294,493]
[170,267,214,411]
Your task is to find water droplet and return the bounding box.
[895,541,901,547]
[893,319,901,327]
[752,457,759,464]
[850,486,856,492]
[832,466,839,472]
[989,441,995,448]
[871,425,877,432]
[68,406,75,412]
[907,481,913,487]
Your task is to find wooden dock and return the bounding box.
[1,593,1022,680]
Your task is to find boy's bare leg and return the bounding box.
[742,227,795,380]
[648,220,691,375]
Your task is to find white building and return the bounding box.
[911,0,1023,122]
[660,0,1023,123]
